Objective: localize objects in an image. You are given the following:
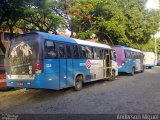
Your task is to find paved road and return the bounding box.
[0,67,160,114]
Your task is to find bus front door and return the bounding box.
[103,50,111,78]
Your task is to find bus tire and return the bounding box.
[130,67,135,76]
[148,66,152,69]
[74,75,83,91]
[109,70,116,81]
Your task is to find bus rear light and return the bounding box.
[35,63,42,74]
[0,74,5,80]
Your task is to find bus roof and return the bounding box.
[113,45,142,53]
[143,51,155,54]
[33,32,111,49]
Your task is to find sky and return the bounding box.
[146,0,160,38]
[146,0,159,9]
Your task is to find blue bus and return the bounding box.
[112,45,145,75]
[4,32,118,90]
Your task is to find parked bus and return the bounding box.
[4,32,118,91]
[112,45,145,75]
[0,47,6,89]
[143,52,156,69]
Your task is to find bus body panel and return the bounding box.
[73,59,104,82]
[118,58,136,73]
[73,59,90,82]
[59,59,67,88]
[111,60,118,76]
[7,73,60,89]
[113,46,125,66]
[66,59,74,86]
[44,59,60,89]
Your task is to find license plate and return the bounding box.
[17,82,24,86]
[7,75,35,80]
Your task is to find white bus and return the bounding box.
[144,52,156,69]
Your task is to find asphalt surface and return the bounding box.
[0,66,160,114]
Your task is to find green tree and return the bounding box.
[67,0,160,47]
[118,0,160,49]
[0,0,28,52]
[0,0,28,35]
[16,0,65,34]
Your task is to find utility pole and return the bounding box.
[154,36,157,64]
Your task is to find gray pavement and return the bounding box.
[0,67,160,114]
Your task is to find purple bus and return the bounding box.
[112,45,145,75]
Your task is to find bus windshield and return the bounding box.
[6,33,40,75]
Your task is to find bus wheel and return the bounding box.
[74,76,83,91]
[148,66,152,69]
[109,70,116,81]
[131,67,135,76]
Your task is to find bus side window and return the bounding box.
[85,46,92,59]
[101,49,104,59]
[58,44,65,58]
[73,45,79,58]
[45,40,57,58]
[66,45,72,58]
[91,47,94,59]
[99,49,103,59]
[79,46,86,58]
[111,50,116,61]
[125,50,132,58]
[105,49,109,59]
[93,48,100,59]
[96,48,100,59]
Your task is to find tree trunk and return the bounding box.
[9,25,14,38]
[0,35,6,53]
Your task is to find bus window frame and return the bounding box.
[57,43,66,59]
[44,40,58,59]
[73,45,79,59]
[111,50,117,61]
[66,44,73,59]
[79,45,87,59]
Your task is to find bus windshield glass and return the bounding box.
[7,33,40,75]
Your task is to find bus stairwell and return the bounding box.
[103,50,111,78]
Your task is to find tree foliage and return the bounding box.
[67,0,160,48]
[0,0,160,52]
[16,0,65,34]
[0,0,28,35]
